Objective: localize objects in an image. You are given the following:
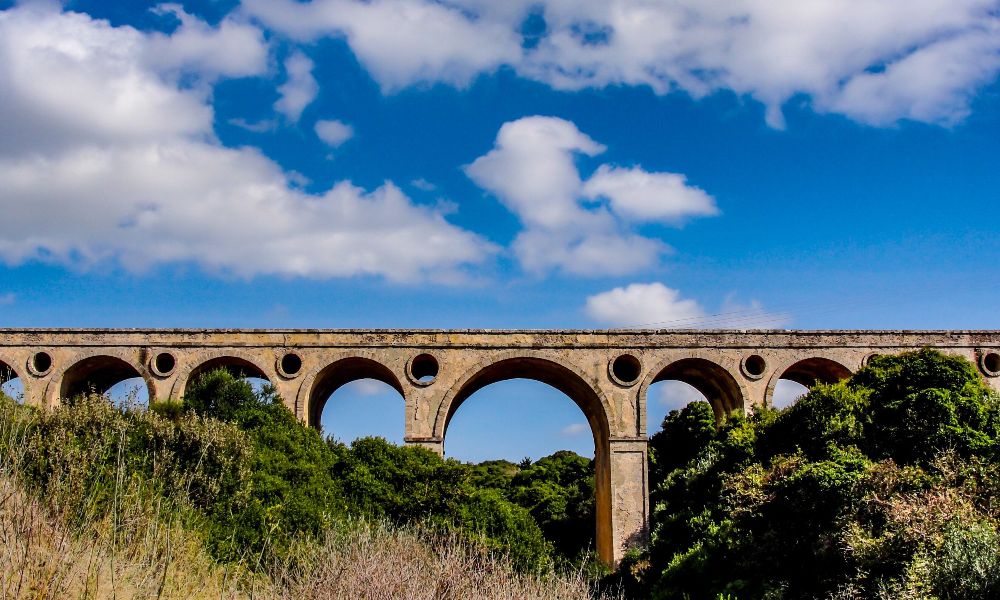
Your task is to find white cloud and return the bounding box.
[465,116,713,275]
[410,178,436,192]
[582,165,718,223]
[0,293,14,306]
[245,0,1000,127]
[585,283,792,328]
[145,4,268,79]
[656,381,707,412]
[275,51,319,122]
[585,283,704,327]
[819,26,1000,126]
[0,5,493,283]
[242,0,522,91]
[560,423,589,436]
[228,117,277,133]
[466,116,605,231]
[343,379,393,396]
[772,379,809,409]
[315,119,354,147]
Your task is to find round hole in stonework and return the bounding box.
[610,354,642,386]
[281,353,303,377]
[409,353,439,385]
[153,352,176,376]
[983,352,1000,377]
[742,354,767,379]
[29,352,52,376]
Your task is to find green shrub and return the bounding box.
[644,349,1000,600]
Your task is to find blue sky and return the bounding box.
[1,0,998,461]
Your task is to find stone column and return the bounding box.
[608,438,650,562]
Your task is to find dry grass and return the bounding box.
[0,472,252,599]
[0,398,620,600]
[274,521,620,600]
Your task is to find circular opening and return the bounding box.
[742,354,766,379]
[281,352,303,377]
[983,352,1000,377]
[30,352,52,376]
[610,354,642,386]
[153,352,176,376]
[409,353,439,385]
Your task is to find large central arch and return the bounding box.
[434,354,614,562]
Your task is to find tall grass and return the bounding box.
[0,394,621,600]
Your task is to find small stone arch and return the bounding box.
[640,354,747,425]
[300,356,406,429]
[172,351,274,400]
[0,357,22,386]
[434,351,614,562]
[765,356,853,407]
[51,351,154,404]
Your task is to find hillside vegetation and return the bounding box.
[0,369,610,599]
[633,349,1000,599]
[2,348,998,599]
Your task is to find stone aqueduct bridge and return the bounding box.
[2,328,1000,563]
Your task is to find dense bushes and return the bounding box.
[1,368,598,575]
[642,349,1000,599]
[6,348,1000,598]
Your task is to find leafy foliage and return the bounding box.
[642,349,1000,599]
[1,369,602,576]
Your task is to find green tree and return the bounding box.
[644,349,1000,600]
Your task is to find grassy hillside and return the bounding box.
[0,371,614,599]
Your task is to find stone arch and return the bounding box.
[765,356,853,407]
[301,356,405,429]
[434,352,613,443]
[53,351,154,403]
[0,356,22,386]
[641,355,746,424]
[434,352,614,562]
[172,351,274,400]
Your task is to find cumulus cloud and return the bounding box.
[585,283,704,327]
[0,4,492,282]
[584,283,790,328]
[245,0,1000,127]
[560,423,589,436]
[656,381,707,411]
[242,0,522,90]
[465,116,715,275]
[275,51,319,122]
[582,166,718,223]
[145,4,268,79]
[772,380,810,409]
[315,119,354,147]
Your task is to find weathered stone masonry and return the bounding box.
[1,328,999,564]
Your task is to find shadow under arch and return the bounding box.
[0,358,20,386]
[647,357,745,422]
[306,357,405,429]
[766,356,852,407]
[59,354,153,402]
[435,354,614,564]
[182,355,272,398]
